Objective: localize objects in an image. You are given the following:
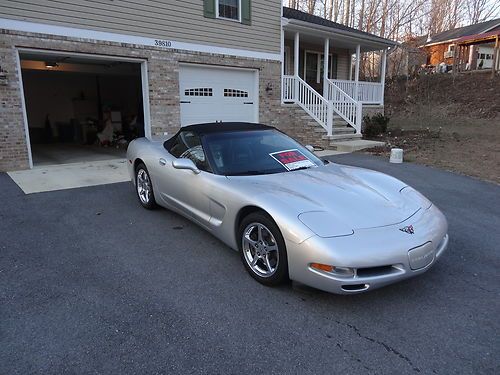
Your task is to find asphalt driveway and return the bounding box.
[1,153,499,374]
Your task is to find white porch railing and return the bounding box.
[330,79,383,104]
[283,75,333,135]
[326,79,362,134]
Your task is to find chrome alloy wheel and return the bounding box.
[242,222,279,278]
[136,169,152,204]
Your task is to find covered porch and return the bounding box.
[281,14,395,136]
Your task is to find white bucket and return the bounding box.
[390,148,404,163]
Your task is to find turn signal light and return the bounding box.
[310,263,334,272]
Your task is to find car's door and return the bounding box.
[156,131,212,226]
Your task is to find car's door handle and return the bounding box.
[159,158,167,166]
[243,102,254,105]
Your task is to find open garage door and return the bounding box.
[18,50,149,167]
[179,64,258,126]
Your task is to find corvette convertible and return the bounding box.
[127,122,448,294]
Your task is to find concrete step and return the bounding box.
[328,133,363,142]
[330,139,385,152]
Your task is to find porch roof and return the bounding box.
[282,7,397,52]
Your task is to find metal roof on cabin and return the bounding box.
[282,7,396,45]
[423,18,500,45]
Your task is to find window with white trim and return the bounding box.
[185,88,213,97]
[218,0,240,21]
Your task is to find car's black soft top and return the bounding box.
[181,122,274,135]
[163,122,276,150]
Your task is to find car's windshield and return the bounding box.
[202,129,324,176]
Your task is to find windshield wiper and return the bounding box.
[227,170,278,176]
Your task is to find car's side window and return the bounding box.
[169,131,211,172]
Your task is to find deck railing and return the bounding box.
[330,79,383,104]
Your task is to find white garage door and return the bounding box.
[179,65,258,126]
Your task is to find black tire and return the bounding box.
[135,163,157,210]
[238,211,289,286]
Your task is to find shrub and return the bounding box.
[362,113,390,137]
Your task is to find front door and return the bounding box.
[304,51,338,93]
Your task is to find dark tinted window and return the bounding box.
[203,130,323,176]
[167,131,211,172]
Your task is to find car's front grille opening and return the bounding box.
[356,265,399,277]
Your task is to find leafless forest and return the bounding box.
[284,0,500,41]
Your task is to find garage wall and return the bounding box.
[0,0,282,54]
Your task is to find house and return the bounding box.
[0,1,395,172]
[419,18,500,71]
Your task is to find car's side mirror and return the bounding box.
[305,145,315,153]
[172,158,201,174]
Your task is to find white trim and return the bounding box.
[140,62,152,140]
[1,18,281,61]
[14,49,33,169]
[216,0,242,23]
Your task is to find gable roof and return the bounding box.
[282,7,396,46]
[423,18,500,46]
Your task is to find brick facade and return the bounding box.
[0,29,330,171]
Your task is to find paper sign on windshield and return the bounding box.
[270,149,316,171]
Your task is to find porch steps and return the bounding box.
[284,103,373,148]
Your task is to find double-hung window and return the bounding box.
[218,0,240,21]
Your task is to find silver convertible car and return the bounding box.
[127,122,448,294]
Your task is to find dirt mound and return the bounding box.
[386,74,500,119]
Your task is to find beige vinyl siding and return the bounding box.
[0,0,282,53]
[336,52,350,79]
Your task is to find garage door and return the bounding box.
[179,65,258,126]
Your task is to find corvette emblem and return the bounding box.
[399,225,415,234]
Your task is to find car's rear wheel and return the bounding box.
[135,163,157,209]
[238,212,289,286]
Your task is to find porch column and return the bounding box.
[280,25,284,103]
[380,49,387,105]
[348,52,353,80]
[294,31,300,101]
[355,44,360,101]
[323,38,330,98]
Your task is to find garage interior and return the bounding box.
[19,52,145,166]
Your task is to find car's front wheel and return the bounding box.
[239,212,289,286]
[135,163,157,209]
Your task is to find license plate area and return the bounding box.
[408,242,435,270]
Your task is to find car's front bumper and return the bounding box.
[286,205,449,294]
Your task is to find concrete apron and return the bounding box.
[7,159,129,194]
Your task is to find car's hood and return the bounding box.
[227,164,420,230]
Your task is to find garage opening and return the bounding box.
[19,51,146,166]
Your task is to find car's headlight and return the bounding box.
[298,211,354,238]
[400,186,432,210]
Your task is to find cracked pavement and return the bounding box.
[1,153,499,374]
